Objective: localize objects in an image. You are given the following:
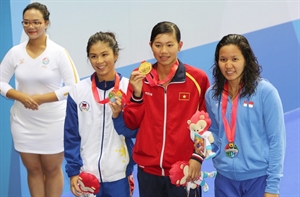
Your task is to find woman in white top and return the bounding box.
[0,2,79,197]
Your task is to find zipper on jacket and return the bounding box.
[98,89,107,182]
[158,81,185,175]
[156,80,185,175]
[159,87,168,175]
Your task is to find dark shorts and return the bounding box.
[96,177,131,197]
[137,167,202,197]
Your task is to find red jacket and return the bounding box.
[123,60,210,176]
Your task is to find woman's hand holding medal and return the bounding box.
[109,96,123,118]
[129,70,145,97]
[129,61,152,97]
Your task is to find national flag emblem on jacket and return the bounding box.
[243,101,254,108]
[79,101,90,111]
[248,101,254,108]
[179,92,190,101]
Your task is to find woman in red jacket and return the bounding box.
[123,21,210,197]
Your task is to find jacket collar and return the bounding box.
[90,72,123,91]
[151,59,186,83]
[171,59,186,83]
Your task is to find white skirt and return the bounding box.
[10,101,66,154]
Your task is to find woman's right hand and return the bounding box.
[6,89,39,110]
[20,93,39,110]
[129,70,146,97]
[70,175,83,197]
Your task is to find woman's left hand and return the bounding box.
[186,159,201,183]
[109,97,123,118]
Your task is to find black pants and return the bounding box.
[137,167,202,197]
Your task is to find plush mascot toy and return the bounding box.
[77,172,100,195]
[187,110,216,159]
[169,161,216,193]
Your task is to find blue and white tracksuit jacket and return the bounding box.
[64,73,136,183]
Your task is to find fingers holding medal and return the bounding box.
[128,61,151,97]
[109,90,124,118]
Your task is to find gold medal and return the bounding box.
[138,61,152,75]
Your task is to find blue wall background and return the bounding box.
[1,0,299,196]
[1,1,21,196]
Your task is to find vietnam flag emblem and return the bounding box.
[179,92,190,101]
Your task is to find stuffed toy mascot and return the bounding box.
[169,161,216,193]
[77,172,100,195]
[187,110,216,159]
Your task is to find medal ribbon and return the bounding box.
[92,72,125,104]
[221,82,240,143]
[145,61,178,87]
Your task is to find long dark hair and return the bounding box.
[211,34,262,99]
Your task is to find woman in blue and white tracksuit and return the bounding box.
[64,31,136,197]
[205,34,286,197]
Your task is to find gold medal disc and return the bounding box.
[138,62,152,75]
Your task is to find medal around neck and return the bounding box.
[225,142,238,158]
[138,61,152,75]
[108,89,122,102]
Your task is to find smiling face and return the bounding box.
[150,33,182,68]
[218,44,245,85]
[23,8,48,40]
[88,41,118,81]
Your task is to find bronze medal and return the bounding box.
[225,142,238,158]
